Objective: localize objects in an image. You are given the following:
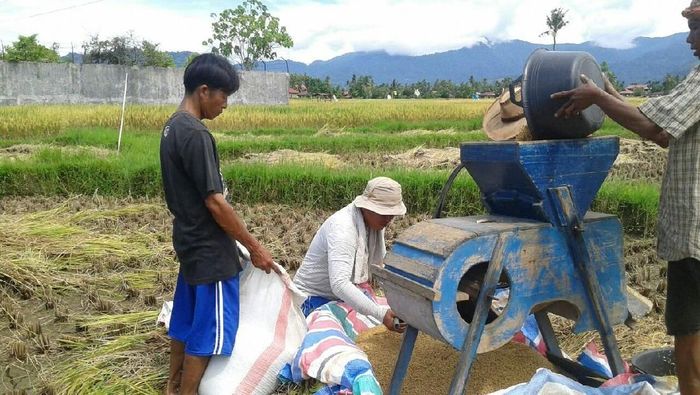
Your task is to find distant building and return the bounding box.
[288,84,309,99]
[479,91,497,99]
[624,83,650,92]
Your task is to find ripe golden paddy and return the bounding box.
[0,99,491,138]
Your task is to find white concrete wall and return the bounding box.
[0,61,288,105]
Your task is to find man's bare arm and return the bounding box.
[552,75,670,148]
[205,193,277,274]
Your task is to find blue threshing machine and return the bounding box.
[372,136,629,394]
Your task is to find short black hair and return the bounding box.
[183,53,240,95]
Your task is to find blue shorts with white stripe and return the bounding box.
[168,272,240,356]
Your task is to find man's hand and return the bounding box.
[551,74,605,119]
[383,309,407,333]
[249,244,279,274]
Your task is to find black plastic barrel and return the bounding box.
[510,49,606,140]
[631,347,676,376]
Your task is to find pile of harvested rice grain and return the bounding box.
[357,326,554,395]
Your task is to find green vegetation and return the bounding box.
[541,8,569,51]
[0,99,662,237]
[204,0,293,70]
[0,34,59,63]
[81,32,175,67]
[0,153,660,235]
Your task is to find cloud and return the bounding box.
[0,0,212,53]
[0,0,691,62]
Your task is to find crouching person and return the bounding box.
[293,176,408,333]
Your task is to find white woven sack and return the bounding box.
[199,245,307,395]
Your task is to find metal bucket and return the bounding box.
[509,49,606,140]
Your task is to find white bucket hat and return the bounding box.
[353,177,407,216]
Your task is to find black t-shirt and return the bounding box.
[160,111,241,285]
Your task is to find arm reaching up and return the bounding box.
[551,74,669,148]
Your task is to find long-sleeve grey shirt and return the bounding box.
[292,205,390,321]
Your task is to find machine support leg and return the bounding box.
[389,325,419,395]
[534,311,563,358]
[569,233,626,376]
[448,233,510,395]
[549,187,626,376]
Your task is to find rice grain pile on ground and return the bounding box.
[611,139,667,182]
[357,326,553,395]
[239,149,346,169]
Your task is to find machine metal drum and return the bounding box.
[377,212,627,353]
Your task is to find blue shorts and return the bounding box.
[301,295,332,316]
[168,273,240,356]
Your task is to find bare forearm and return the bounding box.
[205,194,261,251]
[595,92,669,147]
[204,193,276,273]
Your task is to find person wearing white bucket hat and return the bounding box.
[552,2,700,392]
[293,177,407,333]
[353,176,408,218]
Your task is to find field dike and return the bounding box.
[0,196,672,394]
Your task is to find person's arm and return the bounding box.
[180,129,276,274]
[551,74,670,148]
[205,193,276,274]
[603,74,626,102]
[326,225,403,332]
[327,234,388,319]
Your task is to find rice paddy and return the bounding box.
[0,98,672,394]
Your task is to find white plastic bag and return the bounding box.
[156,301,174,330]
[199,245,307,395]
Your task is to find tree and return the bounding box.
[289,73,339,97]
[347,75,374,99]
[82,33,140,65]
[540,8,569,51]
[661,74,681,93]
[142,41,175,67]
[600,61,622,91]
[82,33,174,67]
[185,53,200,67]
[2,34,59,63]
[204,0,293,70]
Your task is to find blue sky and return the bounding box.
[0,0,692,63]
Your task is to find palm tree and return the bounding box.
[540,8,569,51]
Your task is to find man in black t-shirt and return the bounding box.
[160,53,277,395]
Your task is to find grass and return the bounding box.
[0,99,492,138]
[3,127,487,158]
[0,98,661,236]
[0,155,661,235]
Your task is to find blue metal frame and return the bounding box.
[382,138,627,393]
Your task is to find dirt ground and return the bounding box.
[0,196,672,393]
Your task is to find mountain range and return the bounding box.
[261,32,698,86]
[62,32,698,87]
